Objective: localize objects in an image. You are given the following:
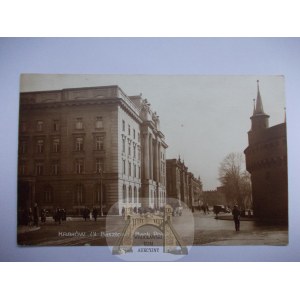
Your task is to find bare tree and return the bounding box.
[218,152,252,209]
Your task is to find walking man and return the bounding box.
[232,205,241,231]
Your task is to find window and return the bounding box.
[122,120,125,131]
[122,185,127,203]
[75,159,84,174]
[44,186,53,203]
[134,164,136,178]
[138,147,141,160]
[52,138,60,153]
[122,137,126,153]
[53,120,60,132]
[75,137,84,151]
[75,118,83,129]
[37,120,44,132]
[37,139,44,153]
[75,184,84,204]
[138,133,140,142]
[134,187,137,203]
[128,162,131,176]
[95,117,103,129]
[138,166,141,179]
[36,162,44,175]
[133,144,136,158]
[95,136,104,151]
[122,159,126,175]
[128,142,131,156]
[133,129,136,139]
[96,158,104,174]
[128,186,132,203]
[52,161,59,175]
[128,124,131,136]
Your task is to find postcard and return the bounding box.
[17,74,288,261]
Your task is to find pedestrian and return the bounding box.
[232,205,241,231]
[33,202,39,227]
[92,208,98,221]
[56,208,62,225]
[40,209,46,223]
[28,208,33,227]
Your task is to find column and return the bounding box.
[143,132,149,180]
[149,134,153,180]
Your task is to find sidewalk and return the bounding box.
[202,229,288,245]
[18,226,41,234]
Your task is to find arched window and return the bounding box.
[128,185,132,203]
[122,185,127,203]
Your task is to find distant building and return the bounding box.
[203,187,226,207]
[166,157,203,208]
[244,81,288,222]
[18,85,167,221]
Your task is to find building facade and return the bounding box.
[166,158,203,208]
[203,187,226,207]
[244,81,288,222]
[18,85,167,221]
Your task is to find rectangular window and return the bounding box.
[133,144,136,158]
[75,118,83,129]
[134,164,136,178]
[37,139,44,153]
[37,120,44,132]
[138,147,141,160]
[53,120,60,132]
[128,124,131,136]
[75,137,84,151]
[122,159,126,175]
[122,137,126,153]
[53,138,60,153]
[95,136,104,151]
[52,161,59,175]
[95,117,103,129]
[36,162,44,175]
[128,142,131,156]
[128,162,131,176]
[133,129,136,139]
[76,159,84,174]
[122,120,125,131]
[96,158,104,174]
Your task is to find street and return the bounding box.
[17,211,288,247]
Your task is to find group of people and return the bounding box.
[53,208,67,224]
[82,207,100,221]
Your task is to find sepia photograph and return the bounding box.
[16,74,288,259]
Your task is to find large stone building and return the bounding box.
[18,85,167,221]
[244,81,288,222]
[166,157,203,209]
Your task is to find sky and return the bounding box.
[20,74,285,190]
